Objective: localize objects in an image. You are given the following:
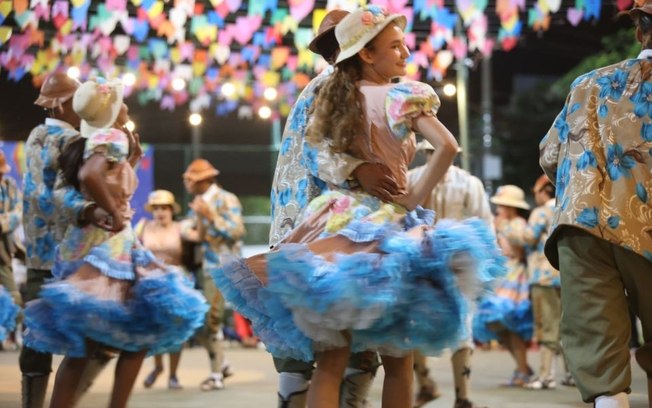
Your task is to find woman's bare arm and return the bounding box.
[398,115,459,210]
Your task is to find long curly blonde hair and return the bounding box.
[306,57,365,153]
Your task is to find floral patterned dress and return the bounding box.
[23,129,208,357]
[473,217,533,342]
[212,81,505,362]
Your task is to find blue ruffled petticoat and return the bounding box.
[472,260,533,342]
[0,286,19,341]
[212,191,505,362]
[23,227,208,357]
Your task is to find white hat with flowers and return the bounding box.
[335,5,407,64]
[73,77,124,138]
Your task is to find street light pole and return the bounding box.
[481,56,494,192]
[455,21,470,172]
[189,112,203,159]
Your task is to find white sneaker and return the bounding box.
[525,376,556,390]
[200,375,224,391]
[594,393,630,408]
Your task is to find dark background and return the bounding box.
[0,1,634,202]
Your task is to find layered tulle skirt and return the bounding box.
[472,260,533,342]
[0,286,19,341]
[212,189,505,362]
[23,225,208,357]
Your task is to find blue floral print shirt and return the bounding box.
[502,199,560,287]
[0,176,22,235]
[540,50,652,267]
[23,119,91,270]
[269,67,366,247]
[181,183,245,270]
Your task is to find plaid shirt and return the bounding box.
[23,119,90,270]
[540,50,652,267]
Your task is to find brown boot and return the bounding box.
[414,384,441,408]
[453,399,488,408]
[21,373,49,408]
[340,371,375,408]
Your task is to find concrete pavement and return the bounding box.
[0,343,647,407]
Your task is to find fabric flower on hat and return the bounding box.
[361,11,374,25]
[361,5,388,25]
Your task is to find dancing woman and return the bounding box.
[213,6,504,408]
[23,79,207,408]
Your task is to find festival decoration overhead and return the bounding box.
[0,0,620,118]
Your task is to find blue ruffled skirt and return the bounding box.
[0,286,19,341]
[212,190,505,361]
[23,225,208,357]
[472,260,533,342]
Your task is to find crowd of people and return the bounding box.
[0,3,650,408]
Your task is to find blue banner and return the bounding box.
[0,141,155,225]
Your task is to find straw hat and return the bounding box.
[308,10,349,59]
[335,5,407,64]
[532,174,553,193]
[34,72,81,109]
[628,0,652,17]
[144,190,181,214]
[73,78,124,138]
[490,185,530,210]
[183,159,220,183]
[0,151,11,174]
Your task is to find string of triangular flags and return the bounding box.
[0,0,628,118]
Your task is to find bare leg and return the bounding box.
[48,357,89,408]
[308,347,350,408]
[496,331,530,375]
[169,351,182,379]
[108,350,147,408]
[381,354,413,408]
[154,354,164,372]
[506,332,530,375]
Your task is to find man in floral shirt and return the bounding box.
[0,150,22,311]
[182,158,245,392]
[540,4,652,406]
[20,73,111,408]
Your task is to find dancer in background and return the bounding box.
[502,175,574,390]
[474,185,533,387]
[0,149,21,351]
[181,158,244,391]
[408,140,493,408]
[136,190,188,390]
[20,72,113,408]
[23,78,207,408]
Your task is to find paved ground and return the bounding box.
[0,344,647,407]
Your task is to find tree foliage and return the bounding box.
[493,29,640,192]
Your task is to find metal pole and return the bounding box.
[481,56,493,192]
[270,118,281,179]
[455,21,470,172]
[191,125,201,159]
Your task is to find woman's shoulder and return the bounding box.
[384,81,441,138]
[387,80,437,97]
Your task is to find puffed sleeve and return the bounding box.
[385,81,441,139]
[83,128,129,163]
